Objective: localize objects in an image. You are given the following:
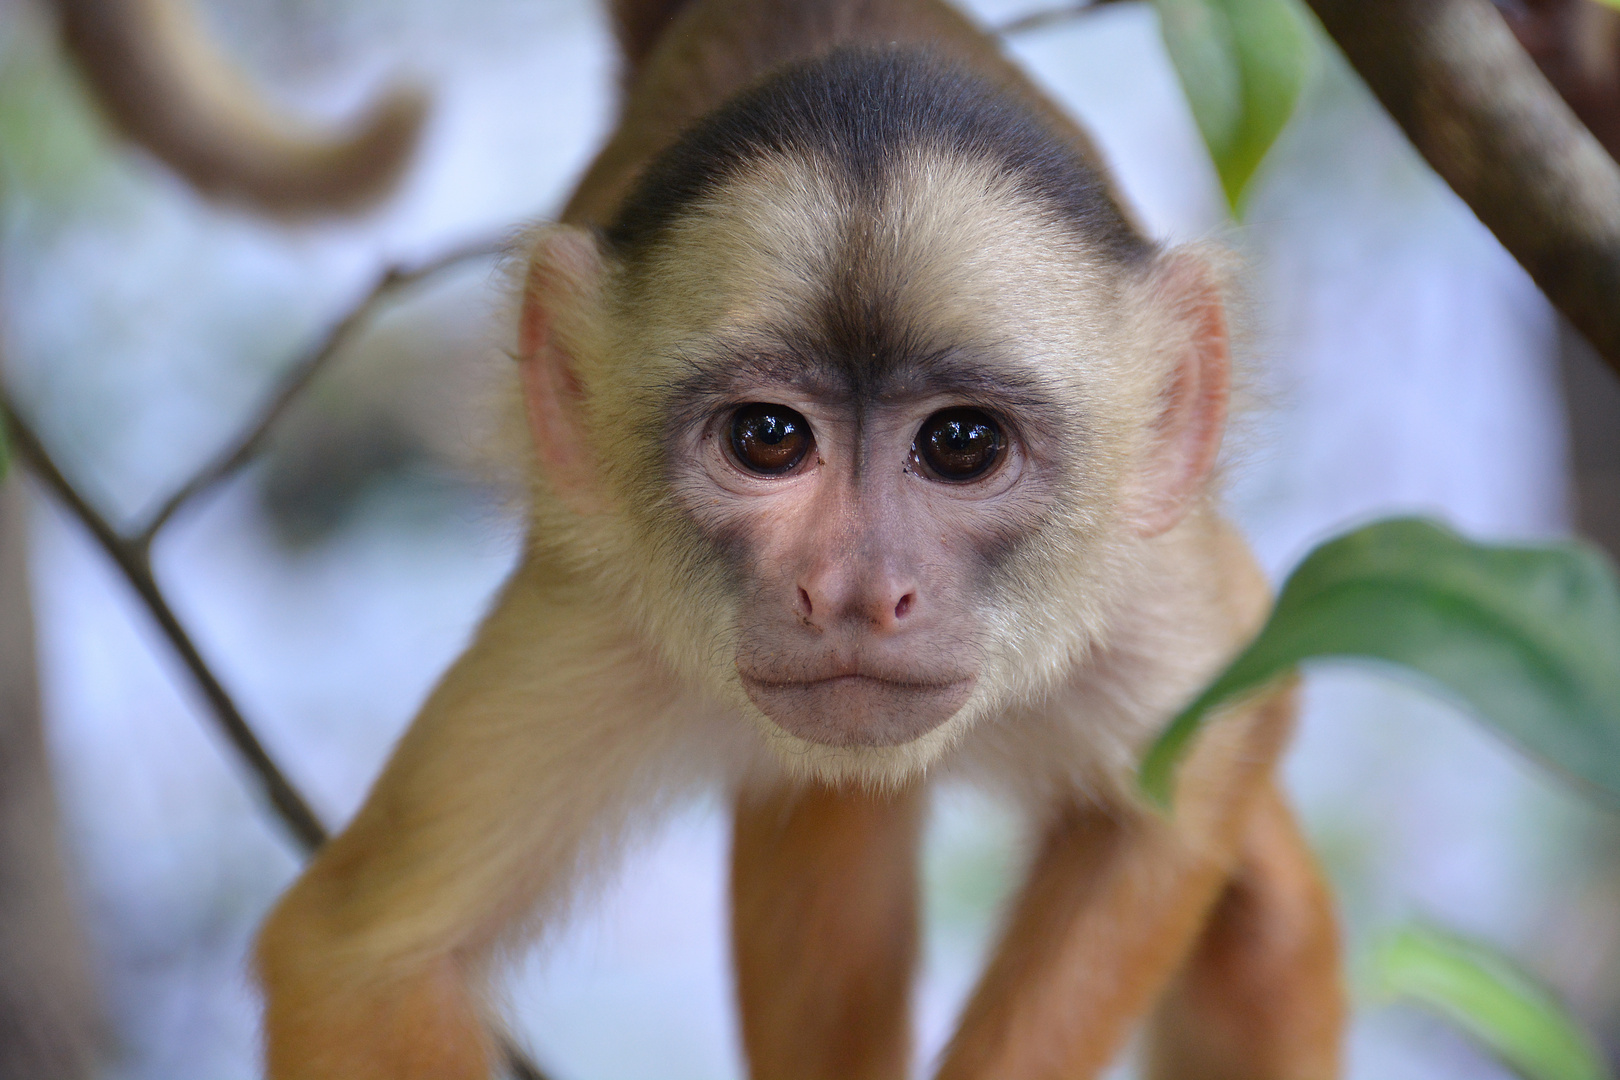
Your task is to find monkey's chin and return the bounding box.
[740,673,977,748]
[748,705,978,789]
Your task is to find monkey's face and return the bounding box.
[524,145,1227,785]
[691,396,1020,749]
[581,154,1172,782]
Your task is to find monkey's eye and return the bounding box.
[915,408,1004,482]
[728,403,813,475]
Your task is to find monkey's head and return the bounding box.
[515,50,1230,786]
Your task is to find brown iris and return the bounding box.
[729,403,812,475]
[916,408,1004,481]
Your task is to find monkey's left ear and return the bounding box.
[1124,251,1231,539]
[518,225,607,514]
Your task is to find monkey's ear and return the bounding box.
[1124,251,1231,539]
[518,226,607,513]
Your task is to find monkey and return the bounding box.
[255,0,1347,1076]
[50,0,425,214]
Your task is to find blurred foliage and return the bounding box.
[1373,926,1614,1080]
[1145,518,1620,1074]
[1152,0,1312,211]
[0,22,116,219]
[922,797,1022,930]
[1141,518,1620,806]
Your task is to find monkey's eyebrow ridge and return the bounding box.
[664,338,1060,420]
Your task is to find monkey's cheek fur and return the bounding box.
[738,673,978,747]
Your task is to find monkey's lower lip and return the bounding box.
[738,671,977,748]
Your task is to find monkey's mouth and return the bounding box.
[738,669,977,747]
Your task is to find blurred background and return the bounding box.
[1,0,1617,1077]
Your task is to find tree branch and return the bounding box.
[134,236,507,546]
[3,234,546,1076]
[0,476,98,1080]
[50,0,427,214]
[2,389,551,1080]
[0,396,329,851]
[1304,0,1620,377]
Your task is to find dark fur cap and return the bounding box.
[605,46,1154,265]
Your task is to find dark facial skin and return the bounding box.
[668,361,1057,748]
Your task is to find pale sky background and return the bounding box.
[0,0,1614,1077]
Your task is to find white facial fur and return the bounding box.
[519,147,1225,788]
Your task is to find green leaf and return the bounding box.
[1153,0,1311,212]
[1595,0,1620,12]
[1139,518,1620,806]
[1372,926,1613,1080]
[0,407,9,484]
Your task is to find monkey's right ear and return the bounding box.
[518,226,607,514]
[1123,250,1231,539]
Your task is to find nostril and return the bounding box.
[798,587,814,618]
[894,593,915,620]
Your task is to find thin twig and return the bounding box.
[3,375,556,1080]
[0,395,329,851]
[5,230,554,1080]
[134,235,509,546]
[994,0,1126,37]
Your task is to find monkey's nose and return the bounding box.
[796,572,918,633]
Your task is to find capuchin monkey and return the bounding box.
[256,0,1346,1077]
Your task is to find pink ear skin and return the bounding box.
[1126,252,1232,539]
[518,226,608,516]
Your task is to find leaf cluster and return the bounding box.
[1138,518,1620,1080]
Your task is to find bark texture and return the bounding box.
[1503,0,1620,162]
[1306,0,1620,376]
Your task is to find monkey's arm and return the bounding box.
[730,782,924,1080]
[936,689,1297,1080]
[257,557,698,1080]
[1144,780,1344,1080]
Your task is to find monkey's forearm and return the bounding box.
[935,810,1232,1080]
[731,782,924,1080]
[257,946,492,1080]
[937,691,1297,1080]
[1144,782,1345,1080]
[257,561,705,1080]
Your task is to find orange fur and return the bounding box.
[937,689,1300,1080]
[259,944,492,1080]
[1145,783,1345,1080]
[732,783,923,1080]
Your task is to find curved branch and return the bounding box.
[3,397,553,1080]
[1304,0,1620,377]
[52,0,428,214]
[1,232,549,1076]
